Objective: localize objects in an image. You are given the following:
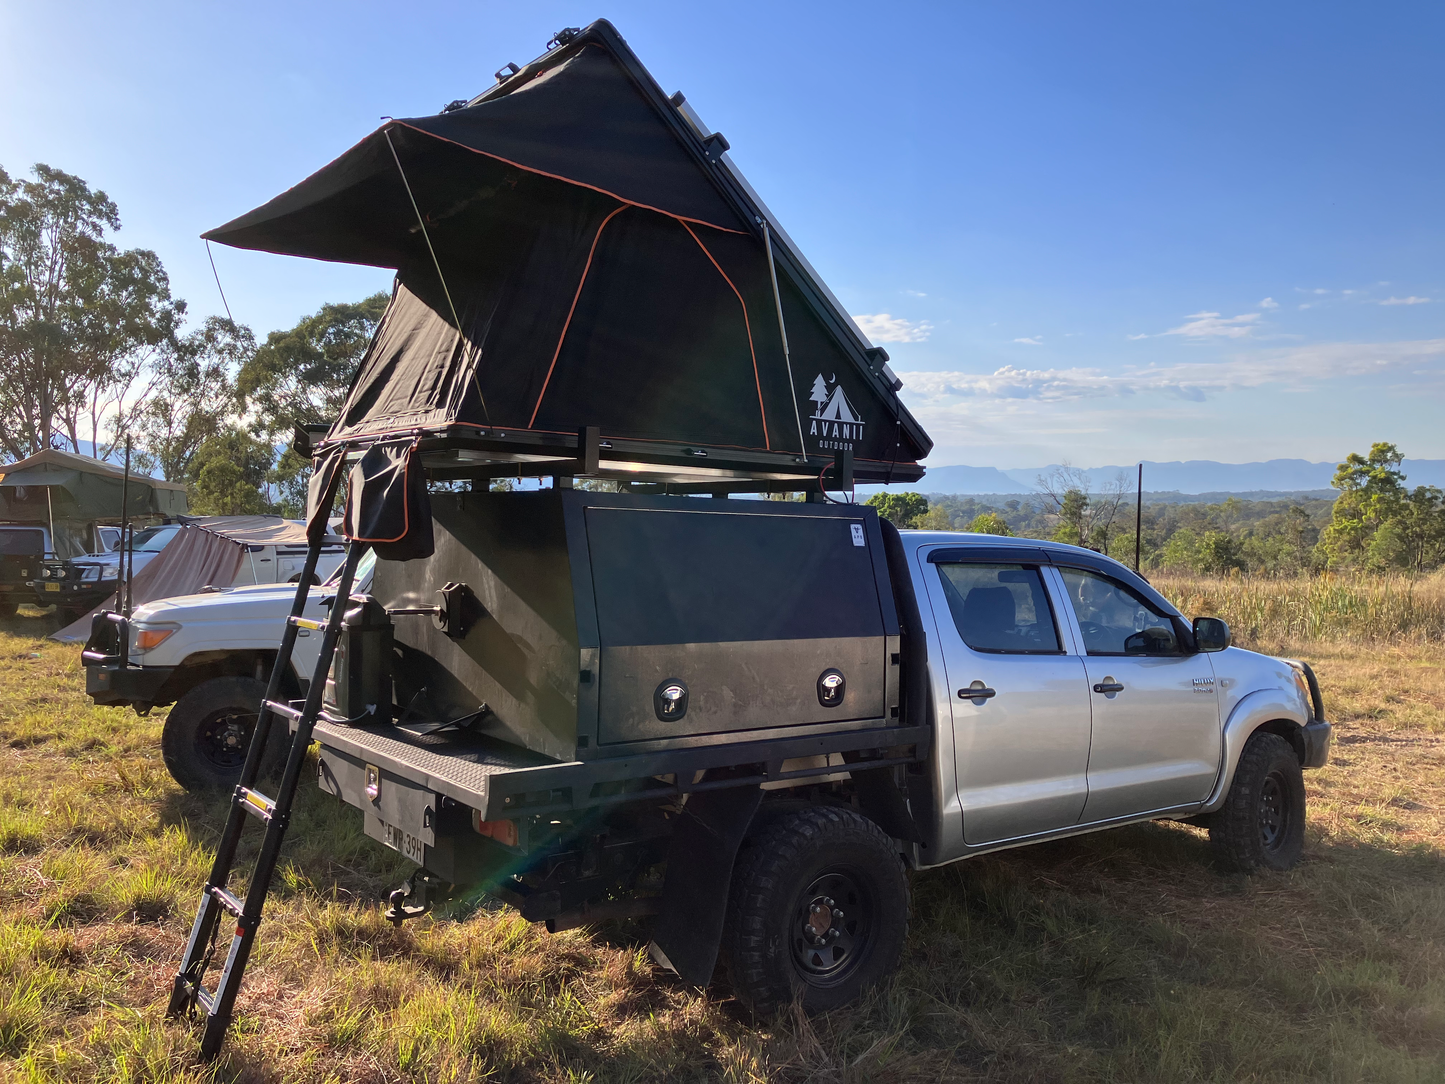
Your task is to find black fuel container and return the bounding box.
[324,595,394,724]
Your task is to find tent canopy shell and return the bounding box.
[204,20,930,491]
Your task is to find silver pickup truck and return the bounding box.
[87,496,1330,1018]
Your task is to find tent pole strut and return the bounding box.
[383,127,490,423]
[763,222,807,460]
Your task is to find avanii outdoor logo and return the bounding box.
[806,373,865,453]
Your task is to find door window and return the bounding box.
[936,564,1061,654]
[1058,568,1181,655]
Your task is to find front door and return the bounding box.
[926,556,1093,845]
[1054,567,1221,822]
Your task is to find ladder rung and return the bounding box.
[236,787,276,823]
[265,699,303,723]
[208,885,245,918]
[288,615,326,631]
[196,985,215,1015]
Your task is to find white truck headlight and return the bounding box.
[79,566,101,582]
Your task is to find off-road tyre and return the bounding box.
[1210,730,1306,873]
[722,805,909,1016]
[161,677,285,791]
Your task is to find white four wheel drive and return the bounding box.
[86,551,374,789]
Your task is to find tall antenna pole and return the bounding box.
[120,440,132,615]
[1134,462,1143,572]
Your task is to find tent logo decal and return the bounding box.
[806,373,865,453]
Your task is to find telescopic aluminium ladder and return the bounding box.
[166,539,364,1060]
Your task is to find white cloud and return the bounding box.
[1314,288,1330,295]
[895,338,1445,411]
[852,312,933,343]
[1299,303,1312,310]
[1163,311,1262,339]
[1260,297,1279,309]
[1126,333,1149,340]
[1012,336,1043,345]
[902,289,928,297]
[1380,296,1432,306]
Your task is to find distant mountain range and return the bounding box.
[871,459,1445,497]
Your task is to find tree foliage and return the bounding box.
[865,491,930,528]
[135,317,253,482]
[0,164,184,460]
[188,428,275,515]
[236,294,388,442]
[1036,464,1128,554]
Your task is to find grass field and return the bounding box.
[0,582,1442,1083]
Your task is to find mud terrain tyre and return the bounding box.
[161,677,283,791]
[1210,731,1306,873]
[722,806,909,1016]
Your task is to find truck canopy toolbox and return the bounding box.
[203,19,929,490]
[364,490,909,763]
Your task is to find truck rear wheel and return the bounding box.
[1210,730,1306,873]
[161,677,284,791]
[722,805,909,1016]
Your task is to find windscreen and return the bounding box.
[0,529,44,556]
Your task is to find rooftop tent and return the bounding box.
[204,20,931,494]
[0,449,188,525]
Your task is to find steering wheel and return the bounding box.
[1078,620,1107,640]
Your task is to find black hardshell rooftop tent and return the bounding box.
[205,20,930,521]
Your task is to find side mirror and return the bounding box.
[1193,616,1232,652]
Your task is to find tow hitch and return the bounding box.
[385,870,448,926]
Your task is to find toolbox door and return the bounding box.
[587,507,887,744]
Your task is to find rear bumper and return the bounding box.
[85,662,173,708]
[1301,718,1332,769]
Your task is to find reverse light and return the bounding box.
[133,626,178,652]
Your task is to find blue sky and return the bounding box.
[2,1,1442,469]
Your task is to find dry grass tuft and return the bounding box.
[0,602,1441,1082]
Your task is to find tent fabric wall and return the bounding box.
[0,449,188,521]
[51,526,245,642]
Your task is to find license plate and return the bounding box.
[383,823,425,864]
[44,582,58,592]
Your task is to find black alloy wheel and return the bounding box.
[1258,770,1289,853]
[791,871,873,987]
[195,709,253,773]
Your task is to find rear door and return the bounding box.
[924,551,1093,845]
[1053,566,1221,822]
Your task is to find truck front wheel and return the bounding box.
[722,805,909,1016]
[161,677,284,791]
[1210,730,1306,873]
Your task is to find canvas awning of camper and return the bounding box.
[178,515,343,547]
[51,525,247,642]
[0,449,188,523]
[202,20,930,489]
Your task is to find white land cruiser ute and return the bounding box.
[86,551,375,788]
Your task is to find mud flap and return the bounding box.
[649,785,764,986]
[847,761,924,844]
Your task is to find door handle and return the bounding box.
[958,684,997,701]
[1093,682,1124,694]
